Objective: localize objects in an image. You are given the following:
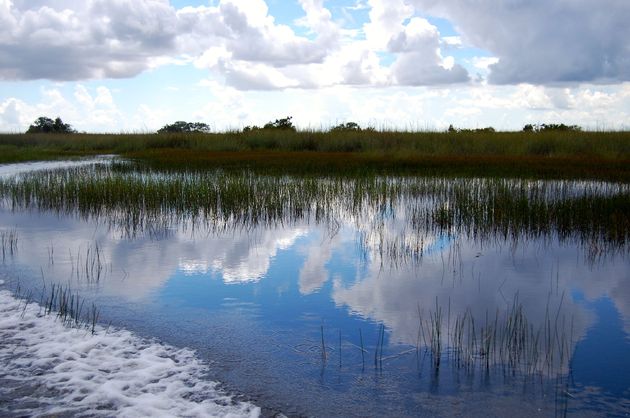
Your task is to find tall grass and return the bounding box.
[12,280,101,334]
[1,130,628,157]
[0,164,627,257]
[1,228,18,262]
[315,294,572,382]
[416,294,573,378]
[1,130,629,179]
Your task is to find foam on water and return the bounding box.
[0,290,261,418]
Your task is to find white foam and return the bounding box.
[0,290,260,418]
[0,279,4,285]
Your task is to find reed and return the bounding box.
[1,228,18,262]
[321,325,327,362]
[1,129,629,180]
[414,294,573,378]
[68,241,108,283]
[0,164,627,259]
[18,281,102,333]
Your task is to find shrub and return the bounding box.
[330,122,361,133]
[263,116,296,131]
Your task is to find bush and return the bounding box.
[26,117,76,134]
[263,116,296,131]
[157,121,211,134]
[330,122,362,133]
[242,125,259,133]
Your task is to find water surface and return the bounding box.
[0,159,629,417]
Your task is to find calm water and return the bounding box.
[0,159,629,417]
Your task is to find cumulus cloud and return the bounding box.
[0,98,30,132]
[362,1,469,86]
[389,18,469,85]
[0,0,179,80]
[0,0,335,84]
[0,84,138,133]
[211,0,331,67]
[0,0,473,89]
[410,0,630,84]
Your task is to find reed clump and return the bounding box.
[0,164,630,258]
[0,164,628,257]
[417,294,572,378]
[13,281,101,334]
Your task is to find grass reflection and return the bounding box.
[0,163,628,261]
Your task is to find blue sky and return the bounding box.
[1,0,629,132]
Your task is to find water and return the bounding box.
[0,159,629,417]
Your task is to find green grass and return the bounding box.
[1,130,629,180]
[1,163,627,256]
[416,294,572,377]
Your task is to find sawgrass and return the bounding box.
[1,129,629,180]
[0,164,627,255]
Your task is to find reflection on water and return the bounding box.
[0,161,629,417]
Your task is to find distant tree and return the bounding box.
[242,125,261,133]
[157,121,211,134]
[26,116,76,134]
[263,116,296,131]
[448,124,495,133]
[522,123,581,132]
[330,122,362,132]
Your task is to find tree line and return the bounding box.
[24,116,583,134]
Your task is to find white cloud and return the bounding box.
[0,0,474,89]
[367,11,469,86]
[210,227,307,284]
[1,0,628,92]
[471,56,499,71]
[0,98,30,132]
[0,0,336,85]
[444,106,481,117]
[0,0,178,80]
[363,0,414,51]
[298,235,338,294]
[133,104,171,132]
[441,36,462,47]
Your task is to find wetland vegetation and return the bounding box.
[0,126,629,416]
[1,163,627,257]
[0,126,629,180]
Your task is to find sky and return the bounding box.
[0,0,629,133]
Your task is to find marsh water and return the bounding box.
[0,158,629,417]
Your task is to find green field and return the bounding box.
[1,130,629,180]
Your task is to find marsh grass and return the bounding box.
[11,279,101,334]
[1,130,629,180]
[1,228,18,262]
[0,164,628,258]
[67,242,108,283]
[416,294,573,378]
[314,294,571,383]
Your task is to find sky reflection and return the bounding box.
[1,162,629,416]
